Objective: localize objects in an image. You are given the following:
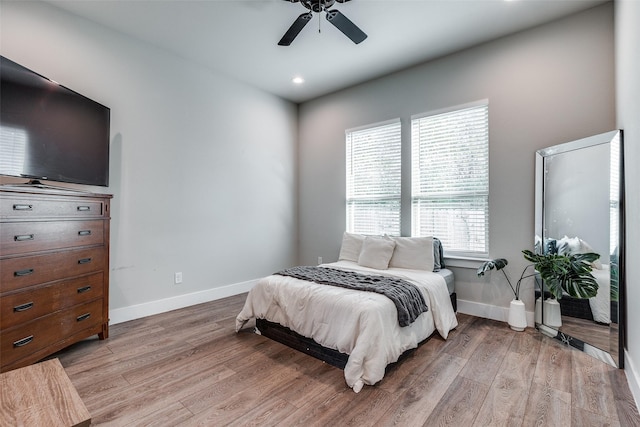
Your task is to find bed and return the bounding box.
[235,234,458,392]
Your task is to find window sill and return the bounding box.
[444,256,488,269]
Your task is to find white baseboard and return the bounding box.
[457,299,535,328]
[109,289,534,328]
[108,279,257,325]
[625,350,640,412]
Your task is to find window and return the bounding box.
[411,102,489,256]
[346,119,401,236]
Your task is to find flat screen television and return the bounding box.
[0,56,110,187]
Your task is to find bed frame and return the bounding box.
[255,292,457,369]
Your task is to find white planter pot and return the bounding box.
[508,299,527,331]
[543,298,562,328]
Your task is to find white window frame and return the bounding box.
[346,118,402,236]
[411,100,489,257]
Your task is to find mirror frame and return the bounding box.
[534,130,624,368]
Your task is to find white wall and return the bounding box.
[0,1,298,322]
[615,0,640,406]
[297,4,615,319]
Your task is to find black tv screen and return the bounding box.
[0,56,110,187]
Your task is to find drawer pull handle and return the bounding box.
[13,335,34,347]
[77,313,91,322]
[14,234,35,242]
[14,302,34,312]
[77,286,92,294]
[77,206,91,212]
[78,258,92,265]
[14,268,34,277]
[78,230,92,236]
[13,204,33,211]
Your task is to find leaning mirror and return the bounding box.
[534,130,624,368]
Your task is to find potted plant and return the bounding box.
[477,250,600,331]
[523,249,600,328]
[521,249,600,300]
[477,257,537,331]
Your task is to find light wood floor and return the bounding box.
[50,293,640,426]
[559,315,618,356]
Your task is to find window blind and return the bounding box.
[346,119,401,236]
[411,103,489,256]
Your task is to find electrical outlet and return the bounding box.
[174,272,183,284]
[317,256,323,265]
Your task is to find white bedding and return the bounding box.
[589,265,611,324]
[235,260,458,392]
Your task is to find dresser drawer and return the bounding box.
[0,299,103,368]
[0,196,105,220]
[0,247,106,293]
[0,273,104,329]
[0,220,104,255]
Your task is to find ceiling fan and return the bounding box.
[278,0,367,46]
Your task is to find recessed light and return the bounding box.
[292,76,305,85]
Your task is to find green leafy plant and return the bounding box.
[476,258,537,301]
[478,250,601,301]
[522,249,599,300]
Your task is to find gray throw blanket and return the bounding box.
[274,266,428,327]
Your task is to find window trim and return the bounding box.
[345,117,401,134]
[410,99,488,122]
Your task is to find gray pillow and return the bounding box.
[433,237,444,271]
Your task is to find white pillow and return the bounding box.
[557,235,581,255]
[338,232,365,262]
[389,236,434,271]
[357,236,396,270]
[579,238,603,270]
[557,236,603,270]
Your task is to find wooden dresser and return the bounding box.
[0,186,112,373]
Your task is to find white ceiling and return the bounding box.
[45,0,607,103]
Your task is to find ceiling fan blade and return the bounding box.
[278,12,313,46]
[325,9,367,44]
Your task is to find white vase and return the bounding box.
[543,298,562,328]
[508,299,527,331]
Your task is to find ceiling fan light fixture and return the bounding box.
[278,0,366,46]
[292,76,305,84]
